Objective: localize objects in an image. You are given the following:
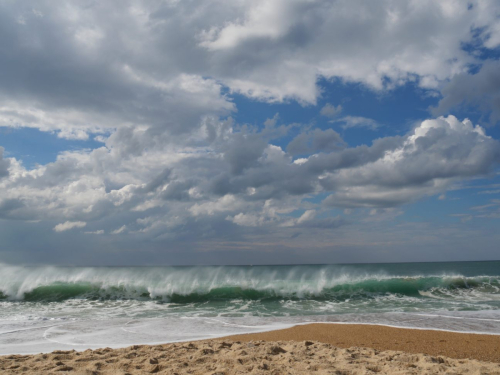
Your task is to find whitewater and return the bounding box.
[1,261,500,354]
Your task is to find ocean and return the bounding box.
[1,261,500,354]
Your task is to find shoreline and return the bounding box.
[2,324,500,374]
[223,318,500,338]
[4,320,500,356]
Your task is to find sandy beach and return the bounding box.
[2,324,500,374]
[225,323,500,363]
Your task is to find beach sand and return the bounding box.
[225,323,500,362]
[2,324,500,374]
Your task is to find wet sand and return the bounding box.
[2,324,500,374]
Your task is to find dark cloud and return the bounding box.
[0,147,9,179]
[0,199,25,219]
[296,216,348,229]
[221,133,268,174]
[287,129,345,155]
[433,60,500,126]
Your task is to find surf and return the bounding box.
[1,263,499,303]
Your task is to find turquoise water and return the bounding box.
[1,261,500,354]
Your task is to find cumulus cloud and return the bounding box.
[54,221,87,232]
[321,116,500,208]
[1,114,496,240]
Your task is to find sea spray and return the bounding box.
[0,262,499,305]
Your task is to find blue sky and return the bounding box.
[0,0,499,265]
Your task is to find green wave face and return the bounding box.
[5,276,500,303]
[1,263,500,312]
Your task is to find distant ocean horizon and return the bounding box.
[1,260,500,354]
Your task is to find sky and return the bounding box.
[0,0,500,266]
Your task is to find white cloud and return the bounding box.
[190,195,242,217]
[111,225,126,235]
[321,116,499,208]
[53,221,86,232]
[229,212,262,227]
[197,0,500,101]
[297,210,315,224]
[279,209,317,227]
[1,115,497,233]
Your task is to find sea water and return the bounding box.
[1,261,500,354]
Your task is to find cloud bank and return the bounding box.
[0,0,499,264]
[1,115,498,235]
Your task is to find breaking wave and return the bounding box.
[0,264,499,303]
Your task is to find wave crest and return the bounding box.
[0,264,498,303]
